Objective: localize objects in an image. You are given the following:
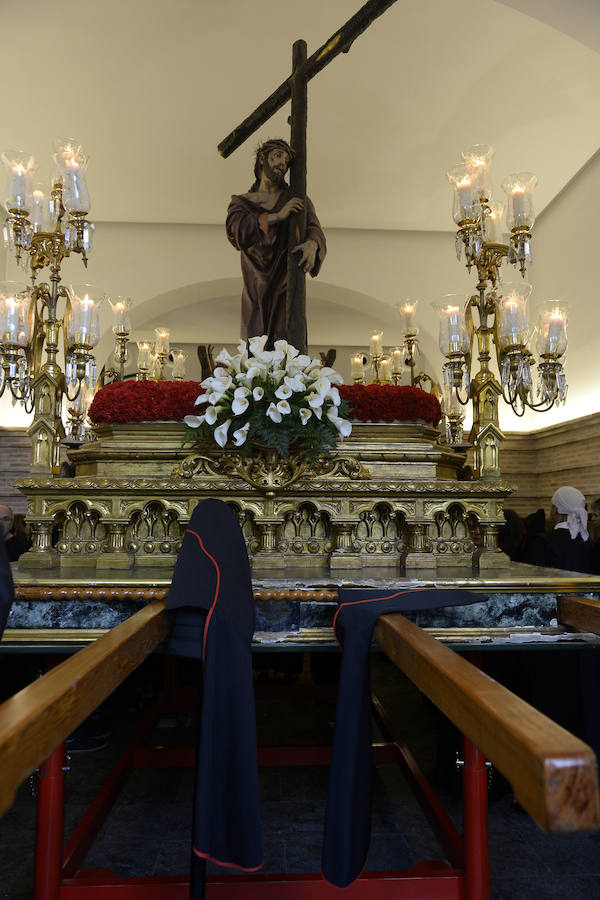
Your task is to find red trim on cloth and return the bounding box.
[332,589,428,647]
[192,845,264,872]
[187,529,220,667]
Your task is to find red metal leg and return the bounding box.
[34,742,66,900]
[462,736,490,900]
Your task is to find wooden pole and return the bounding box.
[217,0,398,159]
[286,40,308,353]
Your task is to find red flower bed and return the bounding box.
[88,380,441,428]
[88,380,203,424]
[339,384,441,426]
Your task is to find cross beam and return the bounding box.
[217,0,398,159]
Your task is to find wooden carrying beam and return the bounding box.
[378,612,600,834]
[0,600,169,818]
[558,595,600,636]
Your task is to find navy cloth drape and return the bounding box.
[0,539,14,639]
[322,587,486,888]
[165,498,263,872]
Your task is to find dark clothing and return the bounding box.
[165,499,262,873]
[226,187,326,352]
[322,587,486,888]
[0,539,14,638]
[527,528,594,574]
[5,534,32,562]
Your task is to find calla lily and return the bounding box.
[248,334,268,355]
[246,364,267,380]
[253,386,264,401]
[276,399,291,415]
[214,419,231,448]
[327,408,352,437]
[232,396,249,415]
[306,392,324,409]
[299,408,312,425]
[232,422,250,446]
[284,374,306,392]
[184,414,206,428]
[215,349,232,366]
[194,393,209,406]
[234,385,250,398]
[326,386,341,405]
[205,406,220,426]
[312,375,332,397]
[266,402,282,423]
[275,383,292,400]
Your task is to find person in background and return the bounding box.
[498,508,527,562]
[0,528,14,638]
[8,513,32,561]
[0,505,32,562]
[527,486,593,573]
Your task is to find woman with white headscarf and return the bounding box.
[527,486,594,573]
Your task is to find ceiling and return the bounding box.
[2,0,600,435]
[2,0,600,232]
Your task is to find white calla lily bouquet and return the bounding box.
[184,336,352,465]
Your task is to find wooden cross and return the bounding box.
[218,0,398,352]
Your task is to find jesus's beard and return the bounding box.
[264,161,286,187]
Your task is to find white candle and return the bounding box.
[401,303,416,333]
[545,310,565,354]
[456,176,475,220]
[10,164,27,207]
[350,353,364,380]
[511,187,525,224]
[2,296,19,343]
[155,328,170,355]
[79,295,93,336]
[370,331,383,358]
[391,347,403,375]
[379,358,390,382]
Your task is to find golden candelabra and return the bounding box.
[439,144,568,478]
[0,140,99,471]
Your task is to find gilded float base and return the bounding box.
[15,421,513,574]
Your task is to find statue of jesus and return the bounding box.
[226,138,326,353]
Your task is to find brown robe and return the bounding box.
[226,187,326,352]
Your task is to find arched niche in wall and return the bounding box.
[96,278,440,387]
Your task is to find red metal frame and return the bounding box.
[34,680,490,899]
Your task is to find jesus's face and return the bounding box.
[263,147,290,185]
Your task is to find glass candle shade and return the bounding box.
[154,327,170,356]
[447,164,478,224]
[30,183,48,232]
[496,282,532,350]
[1,150,37,212]
[391,346,404,375]
[67,284,103,348]
[536,302,569,358]
[0,282,30,346]
[502,172,537,231]
[443,383,465,417]
[137,341,153,375]
[110,296,132,334]
[350,353,365,381]
[396,299,418,334]
[170,350,187,380]
[433,295,469,357]
[461,144,495,201]
[61,156,91,214]
[370,330,383,359]
[379,357,391,382]
[484,200,505,243]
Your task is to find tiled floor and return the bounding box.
[1,652,600,899]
